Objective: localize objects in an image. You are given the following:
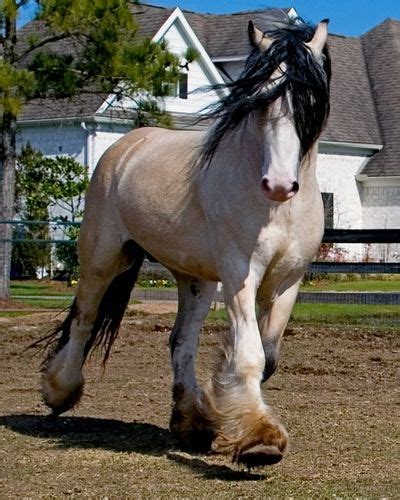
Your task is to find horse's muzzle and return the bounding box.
[261,177,299,202]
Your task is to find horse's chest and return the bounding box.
[253,218,322,292]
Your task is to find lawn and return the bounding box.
[301,277,400,292]
[4,279,399,330]
[10,276,400,297]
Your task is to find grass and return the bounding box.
[10,276,400,297]
[206,303,399,329]
[10,280,75,296]
[301,278,400,292]
[10,297,74,309]
[291,303,399,327]
[4,279,399,329]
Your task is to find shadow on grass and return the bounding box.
[0,414,266,481]
[0,414,171,454]
[167,451,265,481]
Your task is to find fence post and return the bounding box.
[0,223,11,299]
[0,242,11,298]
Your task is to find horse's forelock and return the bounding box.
[198,17,331,167]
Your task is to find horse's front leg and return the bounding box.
[169,273,217,449]
[205,271,288,467]
[257,279,302,382]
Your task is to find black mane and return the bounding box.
[198,13,331,166]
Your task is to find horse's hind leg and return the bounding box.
[169,273,216,449]
[41,239,143,415]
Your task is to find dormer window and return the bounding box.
[178,73,188,99]
[159,73,188,100]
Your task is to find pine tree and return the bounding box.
[0,0,180,297]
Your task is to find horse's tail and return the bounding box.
[83,241,145,364]
[31,240,145,366]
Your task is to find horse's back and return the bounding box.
[93,127,200,179]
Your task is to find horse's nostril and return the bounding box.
[292,181,299,193]
[262,178,270,191]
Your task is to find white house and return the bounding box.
[16,4,400,261]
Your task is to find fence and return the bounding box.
[0,219,80,244]
[304,229,400,305]
[1,221,400,307]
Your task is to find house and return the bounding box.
[16,4,400,261]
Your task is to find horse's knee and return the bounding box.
[261,342,280,382]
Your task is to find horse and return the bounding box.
[37,14,331,468]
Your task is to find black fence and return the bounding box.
[1,221,400,306]
[135,229,400,306]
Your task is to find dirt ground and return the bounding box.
[0,303,399,498]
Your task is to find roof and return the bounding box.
[17,5,400,177]
[359,19,400,177]
[19,95,106,122]
[134,4,293,59]
[320,34,381,146]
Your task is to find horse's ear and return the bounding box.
[248,20,273,52]
[305,19,329,57]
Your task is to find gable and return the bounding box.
[98,7,225,118]
[157,18,222,114]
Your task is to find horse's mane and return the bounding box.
[198,11,331,166]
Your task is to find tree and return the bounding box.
[12,144,52,278]
[43,154,89,282]
[0,0,181,297]
[12,144,89,279]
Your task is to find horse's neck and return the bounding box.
[298,145,319,186]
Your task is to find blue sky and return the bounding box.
[18,1,400,37]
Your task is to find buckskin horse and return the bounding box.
[37,14,331,468]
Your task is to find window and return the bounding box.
[321,192,334,228]
[163,73,188,99]
[178,73,188,99]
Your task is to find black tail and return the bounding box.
[84,242,145,363]
[30,240,145,366]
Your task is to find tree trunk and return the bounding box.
[0,6,17,298]
[0,113,17,298]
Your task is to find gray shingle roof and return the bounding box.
[19,95,106,122]
[133,4,175,40]
[320,35,381,146]
[360,19,400,177]
[17,4,400,177]
[135,4,292,58]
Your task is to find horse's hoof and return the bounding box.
[170,409,214,452]
[42,380,83,416]
[171,429,214,453]
[236,444,283,468]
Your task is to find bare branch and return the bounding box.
[19,32,78,60]
[16,0,30,8]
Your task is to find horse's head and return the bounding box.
[199,14,331,204]
[248,18,330,202]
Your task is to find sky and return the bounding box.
[17,0,400,37]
